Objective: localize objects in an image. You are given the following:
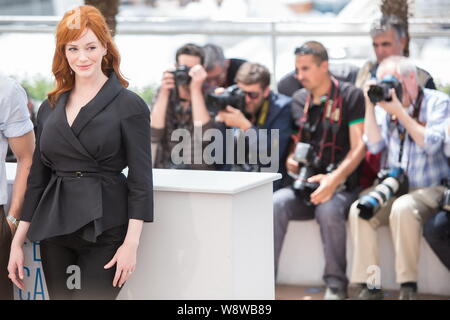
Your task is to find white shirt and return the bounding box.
[0,73,34,205]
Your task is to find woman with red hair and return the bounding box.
[7,5,153,300]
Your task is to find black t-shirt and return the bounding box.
[226,58,247,87]
[291,80,365,188]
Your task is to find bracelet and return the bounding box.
[6,215,19,227]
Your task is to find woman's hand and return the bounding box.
[8,244,25,290]
[104,242,138,288]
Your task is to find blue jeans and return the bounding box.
[423,211,450,271]
[273,187,360,290]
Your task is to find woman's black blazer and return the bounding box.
[20,72,153,242]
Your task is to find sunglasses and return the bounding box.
[294,45,316,55]
[242,90,260,99]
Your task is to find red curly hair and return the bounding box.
[48,5,128,106]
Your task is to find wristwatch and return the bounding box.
[6,215,19,227]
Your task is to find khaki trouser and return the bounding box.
[349,186,444,284]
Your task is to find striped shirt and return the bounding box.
[444,118,450,158]
[366,88,450,188]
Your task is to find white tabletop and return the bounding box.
[6,163,281,195]
[151,169,280,194]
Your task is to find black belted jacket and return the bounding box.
[20,73,153,242]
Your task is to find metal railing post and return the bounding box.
[270,21,278,91]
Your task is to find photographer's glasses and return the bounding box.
[242,90,260,99]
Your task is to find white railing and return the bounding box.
[1,16,449,84]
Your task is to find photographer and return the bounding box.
[423,120,450,271]
[151,43,215,170]
[203,43,246,90]
[273,41,366,300]
[348,56,450,300]
[355,15,436,90]
[214,62,292,191]
[277,49,359,97]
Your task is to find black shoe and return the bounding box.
[399,287,417,300]
[324,287,348,300]
[352,286,384,300]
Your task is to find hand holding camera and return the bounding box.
[217,106,252,131]
[286,153,300,175]
[188,64,208,90]
[377,88,404,117]
[160,70,176,94]
[309,173,342,205]
[366,75,404,116]
[206,85,246,116]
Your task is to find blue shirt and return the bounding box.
[365,88,450,188]
[444,118,450,158]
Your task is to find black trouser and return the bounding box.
[40,224,127,300]
[0,205,14,300]
[423,211,450,271]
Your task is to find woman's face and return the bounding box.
[65,28,107,80]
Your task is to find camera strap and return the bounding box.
[395,87,424,166]
[293,77,343,165]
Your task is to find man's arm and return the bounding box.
[363,80,384,148]
[7,131,35,221]
[379,88,426,147]
[379,89,450,152]
[444,120,450,158]
[329,122,366,186]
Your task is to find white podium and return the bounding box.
[117,169,280,300]
[6,164,280,300]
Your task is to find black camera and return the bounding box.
[171,65,191,86]
[291,142,322,205]
[440,179,450,213]
[357,167,409,220]
[367,75,403,105]
[206,85,246,115]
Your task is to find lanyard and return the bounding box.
[293,77,343,165]
[393,87,424,167]
[257,100,270,126]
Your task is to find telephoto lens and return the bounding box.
[357,168,408,220]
